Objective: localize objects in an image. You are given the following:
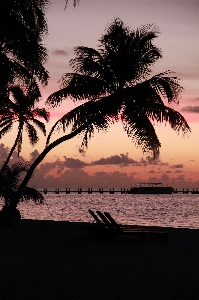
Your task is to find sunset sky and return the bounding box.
[1,0,199,189]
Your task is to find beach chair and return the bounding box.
[87,210,115,241]
[103,211,168,244]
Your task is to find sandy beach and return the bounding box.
[0,220,199,300]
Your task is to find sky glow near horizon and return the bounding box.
[1,0,199,189]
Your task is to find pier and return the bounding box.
[43,188,126,194]
[42,188,199,194]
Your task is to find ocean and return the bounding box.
[5,193,199,229]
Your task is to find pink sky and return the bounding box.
[1,0,199,189]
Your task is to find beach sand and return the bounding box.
[0,220,199,300]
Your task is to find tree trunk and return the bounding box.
[6,124,87,212]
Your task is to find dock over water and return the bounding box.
[41,188,199,195]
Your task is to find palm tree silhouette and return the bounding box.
[0,0,49,105]
[0,83,49,173]
[0,162,44,222]
[0,0,80,104]
[1,19,191,218]
[47,19,190,157]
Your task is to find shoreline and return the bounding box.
[0,220,199,299]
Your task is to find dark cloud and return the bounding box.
[52,49,70,56]
[0,143,9,159]
[171,164,183,169]
[29,150,40,163]
[139,154,166,166]
[91,153,138,166]
[149,169,161,174]
[181,106,199,113]
[63,156,88,168]
[29,169,134,189]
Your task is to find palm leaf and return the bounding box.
[46,94,121,145]
[47,73,108,107]
[21,187,44,204]
[0,122,13,139]
[121,106,161,156]
[71,46,115,87]
[31,118,46,135]
[151,72,183,103]
[25,122,39,145]
[147,104,190,133]
[32,107,50,122]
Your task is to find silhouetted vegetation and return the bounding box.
[0,83,49,174]
[0,9,190,222]
[0,0,50,106]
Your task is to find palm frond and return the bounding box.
[100,19,162,85]
[26,81,42,102]
[121,107,161,157]
[0,162,30,192]
[9,85,26,106]
[25,122,39,145]
[46,94,119,145]
[147,104,191,134]
[0,116,13,127]
[32,107,50,122]
[71,46,115,88]
[31,118,46,135]
[151,72,183,103]
[126,72,183,107]
[0,122,13,139]
[21,187,44,204]
[46,73,108,107]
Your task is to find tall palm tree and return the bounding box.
[1,19,191,217]
[0,83,50,173]
[0,0,49,105]
[46,19,190,156]
[0,162,44,221]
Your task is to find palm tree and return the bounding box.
[46,19,190,156]
[0,162,44,222]
[0,0,49,105]
[1,19,191,217]
[0,0,79,104]
[0,83,49,173]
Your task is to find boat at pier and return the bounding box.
[127,183,174,194]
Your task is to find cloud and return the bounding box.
[91,153,138,166]
[52,49,70,56]
[171,164,183,169]
[149,169,161,173]
[63,156,88,168]
[181,106,199,113]
[29,150,40,163]
[29,169,134,189]
[0,143,9,160]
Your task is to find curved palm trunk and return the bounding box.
[6,123,87,211]
[0,122,23,174]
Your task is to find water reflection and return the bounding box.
[1,194,199,229]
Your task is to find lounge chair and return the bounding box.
[87,210,115,241]
[103,211,168,244]
[87,210,168,243]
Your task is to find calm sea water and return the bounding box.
[3,193,198,229]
